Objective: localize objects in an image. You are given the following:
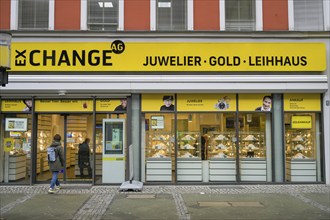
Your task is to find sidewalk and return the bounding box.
[1,184,329,220]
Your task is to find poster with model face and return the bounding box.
[239,94,272,111]
[142,94,175,112]
[1,100,32,112]
[177,94,236,111]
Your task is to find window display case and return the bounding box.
[177,132,202,181]
[208,132,236,159]
[178,132,201,158]
[239,132,266,181]
[145,131,173,181]
[285,130,316,182]
[239,132,265,159]
[208,132,236,181]
[285,130,315,160]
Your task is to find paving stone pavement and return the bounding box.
[1,184,329,220]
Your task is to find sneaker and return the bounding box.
[55,185,61,190]
[48,188,56,194]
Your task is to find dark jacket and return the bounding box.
[78,142,90,164]
[114,105,126,111]
[160,104,174,111]
[48,141,64,172]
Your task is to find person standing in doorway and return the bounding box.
[78,138,92,178]
[48,134,64,194]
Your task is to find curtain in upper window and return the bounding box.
[88,0,119,31]
[157,0,187,31]
[294,0,324,31]
[18,0,49,30]
[225,0,255,31]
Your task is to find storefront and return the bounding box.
[0,35,329,185]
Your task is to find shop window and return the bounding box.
[293,0,324,31]
[238,113,271,182]
[157,0,187,30]
[144,113,175,182]
[18,0,49,30]
[284,113,321,182]
[1,114,32,184]
[88,0,119,31]
[225,0,256,31]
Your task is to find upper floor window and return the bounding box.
[157,0,187,30]
[18,0,49,30]
[88,0,119,31]
[225,0,255,31]
[294,0,324,31]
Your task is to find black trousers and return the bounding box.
[79,161,92,177]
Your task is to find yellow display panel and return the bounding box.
[284,94,321,111]
[11,42,326,72]
[0,45,10,68]
[291,116,312,129]
[177,94,236,112]
[239,94,272,111]
[1,100,31,112]
[142,94,175,112]
[96,99,121,111]
[35,100,93,112]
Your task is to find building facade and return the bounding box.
[0,0,329,185]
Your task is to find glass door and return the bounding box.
[36,114,93,183]
[36,114,60,183]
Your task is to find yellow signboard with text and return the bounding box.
[96,99,122,111]
[1,100,32,112]
[291,116,312,129]
[11,42,326,72]
[35,100,93,112]
[177,94,236,111]
[284,94,321,111]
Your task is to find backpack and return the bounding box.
[47,147,57,162]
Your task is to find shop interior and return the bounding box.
[143,112,271,182]
[2,113,126,184]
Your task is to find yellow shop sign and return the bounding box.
[177,94,236,112]
[11,42,326,72]
[284,94,321,111]
[35,100,93,112]
[291,116,312,129]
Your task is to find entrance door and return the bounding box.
[36,114,93,183]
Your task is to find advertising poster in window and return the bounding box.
[5,118,28,131]
[1,100,33,112]
[239,94,272,112]
[96,99,123,111]
[284,94,321,111]
[142,94,175,112]
[177,94,236,112]
[151,116,164,129]
[35,100,93,112]
[4,138,14,152]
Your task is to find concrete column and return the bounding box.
[131,94,141,180]
[273,94,284,182]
